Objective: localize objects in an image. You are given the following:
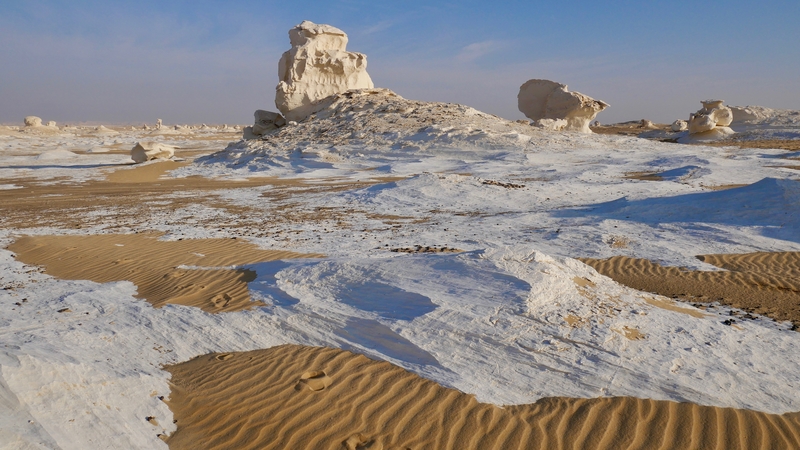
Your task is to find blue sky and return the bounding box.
[1,0,799,125]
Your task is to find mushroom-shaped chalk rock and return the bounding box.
[517,80,608,133]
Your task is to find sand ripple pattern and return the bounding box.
[8,234,322,313]
[581,252,800,329]
[165,344,800,450]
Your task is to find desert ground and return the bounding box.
[1,95,800,449]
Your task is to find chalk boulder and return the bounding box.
[517,80,608,133]
[671,120,688,132]
[682,100,734,142]
[253,110,286,135]
[677,100,735,143]
[131,142,175,163]
[45,121,57,127]
[24,116,43,127]
[275,21,374,122]
[639,119,657,129]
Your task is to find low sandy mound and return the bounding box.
[580,251,800,329]
[201,89,539,168]
[8,234,322,313]
[165,344,800,450]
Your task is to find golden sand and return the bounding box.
[580,252,800,329]
[8,233,322,313]
[164,344,800,450]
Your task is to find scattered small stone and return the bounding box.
[57,308,72,313]
[481,179,525,189]
[391,245,462,254]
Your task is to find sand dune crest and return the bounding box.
[164,345,800,450]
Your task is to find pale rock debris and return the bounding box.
[131,142,175,163]
[45,121,57,127]
[517,80,608,133]
[275,21,374,122]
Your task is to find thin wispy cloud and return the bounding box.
[455,40,505,63]
[360,20,395,35]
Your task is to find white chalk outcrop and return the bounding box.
[131,142,175,163]
[679,100,735,143]
[275,21,374,122]
[517,80,608,133]
[729,105,781,125]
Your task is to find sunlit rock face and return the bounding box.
[275,21,374,122]
[680,100,735,143]
[517,79,608,133]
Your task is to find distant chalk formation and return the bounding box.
[679,100,735,143]
[21,115,62,134]
[131,142,175,163]
[24,116,43,127]
[517,80,608,133]
[275,21,374,122]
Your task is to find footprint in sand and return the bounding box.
[297,370,332,392]
[211,293,231,308]
[215,353,233,361]
[343,433,381,450]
